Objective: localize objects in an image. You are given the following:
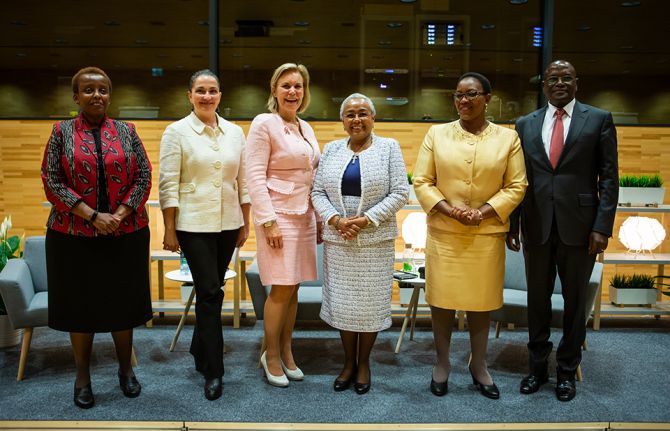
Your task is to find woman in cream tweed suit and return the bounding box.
[159,69,250,401]
[312,93,409,394]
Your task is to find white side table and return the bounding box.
[165,269,237,351]
[394,276,425,353]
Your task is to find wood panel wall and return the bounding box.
[1,120,668,301]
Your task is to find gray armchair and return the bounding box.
[491,247,604,380]
[0,236,48,381]
[246,243,324,364]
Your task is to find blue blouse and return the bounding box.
[341,156,361,196]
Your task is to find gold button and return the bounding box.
[465,179,471,185]
[466,159,472,164]
[464,200,470,205]
[213,160,222,169]
[213,180,221,187]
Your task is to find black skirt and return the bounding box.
[46,227,152,333]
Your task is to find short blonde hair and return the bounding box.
[266,63,311,114]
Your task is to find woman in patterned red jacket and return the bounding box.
[41,67,152,409]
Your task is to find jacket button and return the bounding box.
[466,159,472,164]
[465,179,471,185]
[213,160,222,169]
[212,145,220,151]
[213,180,221,187]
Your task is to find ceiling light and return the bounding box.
[298,39,311,44]
[378,40,392,46]
[399,0,417,3]
[387,22,404,28]
[481,24,496,30]
[577,25,592,31]
[15,53,27,57]
[509,0,528,4]
[621,1,641,6]
[294,21,310,27]
[197,20,208,26]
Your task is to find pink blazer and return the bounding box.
[245,113,321,225]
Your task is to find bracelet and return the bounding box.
[334,216,342,229]
[90,210,98,222]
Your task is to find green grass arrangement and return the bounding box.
[610,273,657,290]
[407,171,413,185]
[619,174,664,188]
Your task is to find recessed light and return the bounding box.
[399,0,417,3]
[294,21,310,27]
[387,22,404,28]
[15,53,27,57]
[621,1,641,6]
[577,25,592,31]
[298,39,311,45]
[197,20,208,26]
[481,24,496,30]
[509,0,528,4]
[378,40,392,46]
[513,57,524,62]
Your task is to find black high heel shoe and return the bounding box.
[353,368,371,395]
[118,372,142,398]
[469,367,500,399]
[333,368,356,392]
[73,382,95,409]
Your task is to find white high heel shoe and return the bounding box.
[260,352,289,388]
[281,361,304,381]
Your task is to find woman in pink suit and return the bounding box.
[246,63,322,387]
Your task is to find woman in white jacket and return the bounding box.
[311,93,409,394]
[159,69,250,401]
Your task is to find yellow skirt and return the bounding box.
[424,229,505,312]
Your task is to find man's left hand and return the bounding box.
[588,231,609,255]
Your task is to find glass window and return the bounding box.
[553,0,670,124]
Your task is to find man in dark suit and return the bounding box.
[507,60,618,401]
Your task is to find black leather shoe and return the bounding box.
[354,380,371,395]
[520,373,549,394]
[118,372,141,398]
[430,378,448,397]
[204,377,223,401]
[556,378,576,402]
[469,367,500,400]
[73,383,95,409]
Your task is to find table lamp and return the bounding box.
[618,216,666,255]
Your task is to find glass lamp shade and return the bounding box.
[402,212,427,248]
[618,216,666,252]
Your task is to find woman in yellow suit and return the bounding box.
[414,72,527,399]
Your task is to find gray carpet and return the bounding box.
[0,320,668,423]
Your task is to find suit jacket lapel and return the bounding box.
[528,107,553,170]
[559,101,588,166]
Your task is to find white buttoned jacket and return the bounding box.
[159,112,250,232]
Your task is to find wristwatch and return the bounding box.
[263,220,276,228]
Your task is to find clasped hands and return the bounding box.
[92,211,125,235]
[448,206,483,226]
[333,215,367,240]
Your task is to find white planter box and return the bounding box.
[0,315,22,348]
[609,286,657,305]
[618,187,665,206]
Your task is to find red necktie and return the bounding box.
[549,108,565,168]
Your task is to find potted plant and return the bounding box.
[407,171,417,202]
[618,174,665,207]
[609,273,658,306]
[0,215,23,347]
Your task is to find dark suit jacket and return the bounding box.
[510,101,618,246]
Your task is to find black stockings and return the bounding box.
[338,330,378,384]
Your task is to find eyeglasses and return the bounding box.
[545,76,575,87]
[453,91,485,101]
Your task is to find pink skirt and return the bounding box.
[254,212,317,286]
